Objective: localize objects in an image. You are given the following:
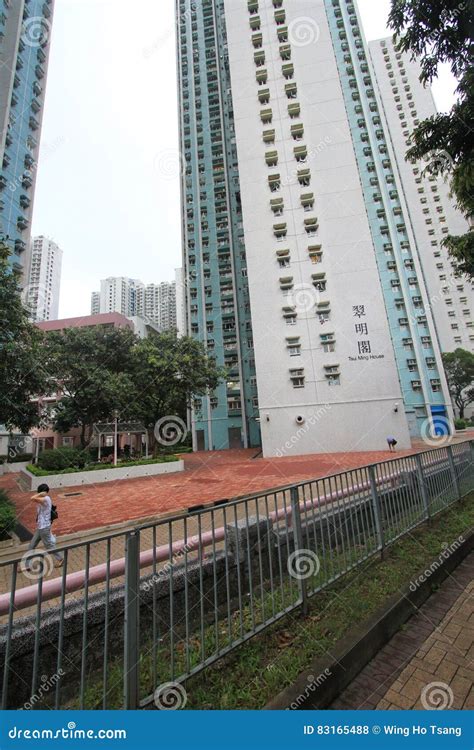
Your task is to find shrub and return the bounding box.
[0,489,16,536]
[26,455,179,476]
[36,447,90,472]
[454,418,467,430]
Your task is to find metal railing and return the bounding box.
[0,441,472,710]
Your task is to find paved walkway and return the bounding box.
[1,446,424,537]
[330,552,474,710]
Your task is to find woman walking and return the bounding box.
[25,483,63,571]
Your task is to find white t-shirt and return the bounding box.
[36,495,52,530]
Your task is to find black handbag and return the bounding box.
[50,504,58,523]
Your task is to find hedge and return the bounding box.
[0,490,17,537]
[26,455,179,476]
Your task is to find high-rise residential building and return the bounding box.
[0,0,55,275]
[90,290,100,315]
[24,234,62,321]
[91,276,178,332]
[369,37,474,355]
[175,267,186,336]
[177,0,454,456]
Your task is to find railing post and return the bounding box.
[415,454,431,524]
[368,465,384,559]
[124,530,140,710]
[447,445,461,501]
[290,486,309,616]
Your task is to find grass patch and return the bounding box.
[26,455,180,476]
[70,494,473,710]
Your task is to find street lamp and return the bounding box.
[112,409,120,466]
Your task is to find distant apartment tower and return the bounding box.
[175,267,185,336]
[0,0,55,275]
[177,0,453,456]
[91,276,178,332]
[369,37,474,354]
[90,290,100,315]
[143,281,177,330]
[24,235,62,321]
[97,277,143,318]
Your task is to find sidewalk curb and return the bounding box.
[265,529,474,710]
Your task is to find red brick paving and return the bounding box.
[1,446,422,535]
[330,553,474,710]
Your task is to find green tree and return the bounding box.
[441,348,474,419]
[129,332,224,453]
[389,0,474,278]
[44,326,138,448]
[0,239,48,433]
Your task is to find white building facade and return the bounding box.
[369,37,474,355]
[91,276,177,332]
[24,235,62,322]
[178,0,454,456]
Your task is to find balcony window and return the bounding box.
[301,192,314,209]
[263,128,275,144]
[271,197,284,214]
[285,82,297,99]
[260,108,272,123]
[274,9,286,24]
[250,15,261,30]
[258,88,270,104]
[283,306,297,325]
[279,44,291,60]
[290,368,305,388]
[279,276,293,291]
[288,102,301,118]
[256,68,267,83]
[273,222,287,239]
[265,150,278,166]
[254,50,265,66]
[252,33,263,48]
[294,145,307,162]
[268,173,280,191]
[308,245,322,263]
[312,272,326,292]
[276,248,290,267]
[286,337,301,356]
[291,123,304,140]
[282,63,294,79]
[297,168,311,186]
[304,216,318,235]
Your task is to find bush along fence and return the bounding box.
[0,441,472,710]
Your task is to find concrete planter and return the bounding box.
[21,459,184,490]
[3,461,30,474]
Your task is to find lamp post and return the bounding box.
[113,409,120,466]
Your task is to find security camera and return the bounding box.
[295,415,305,425]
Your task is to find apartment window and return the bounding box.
[290,368,305,388]
[265,150,278,167]
[431,379,441,392]
[256,68,267,84]
[263,128,275,144]
[308,245,322,263]
[276,248,290,267]
[312,272,326,292]
[286,337,301,356]
[258,88,270,104]
[300,192,314,210]
[280,44,291,60]
[291,123,304,140]
[304,217,318,235]
[285,82,297,99]
[250,15,261,30]
[298,168,311,186]
[288,102,301,118]
[293,145,307,165]
[411,380,422,391]
[271,197,284,214]
[252,32,263,48]
[268,173,281,191]
[273,222,287,239]
[282,63,294,79]
[320,333,335,352]
[283,307,297,325]
[324,365,340,385]
[260,108,272,123]
[274,9,286,24]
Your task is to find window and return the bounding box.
[320,332,335,352]
[291,123,304,140]
[290,368,305,388]
[300,192,314,210]
[298,168,311,186]
[256,68,267,84]
[308,245,322,263]
[273,222,287,239]
[271,197,284,214]
[285,82,297,99]
[283,306,297,325]
[258,88,270,104]
[324,365,340,385]
[312,272,326,291]
[260,108,272,123]
[268,172,280,191]
[265,150,278,166]
[294,145,307,162]
[276,248,290,267]
[263,128,275,143]
[282,63,294,79]
[304,216,318,235]
[288,102,301,118]
[280,44,291,60]
[286,337,301,356]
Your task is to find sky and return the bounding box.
[31,0,459,319]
